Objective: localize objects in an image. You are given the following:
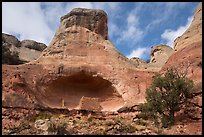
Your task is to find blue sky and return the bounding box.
[2,2,199,61]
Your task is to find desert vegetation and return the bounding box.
[137,69,194,128]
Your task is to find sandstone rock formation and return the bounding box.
[2,33,47,64]
[130,44,174,72]
[60,8,108,40]
[149,44,174,66]
[174,2,202,51]
[77,96,102,111]
[2,8,154,113]
[161,2,202,121]
[33,8,155,111]
[2,3,202,135]
[161,2,202,83]
[130,57,147,67]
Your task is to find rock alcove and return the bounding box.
[39,72,124,111]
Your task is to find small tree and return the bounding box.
[138,69,193,127]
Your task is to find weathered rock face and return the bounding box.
[161,41,202,121]
[150,44,174,66]
[20,40,47,51]
[2,33,20,47]
[130,57,147,67]
[130,44,174,72]
[33,8,155,111]
[60,8,108,40]
[161,2,202,121]
[174,2,202,51]
[2,33,47,64]
[2,8,154,112]
[77,96,102,111]
[162,2,202,82]
[2,4,202,134]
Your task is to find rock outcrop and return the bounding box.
[2,8,154,113]
[161,2,202,121]
[2,33,47,64]
[2,33,20,46]
[162,2,202,82]
[130,44,174,72]
[174,2,202,51]
[150,44,174,66]
[130,57,147,67]
[2,3,202,135]
[77,96,102,111]
[60,8,108,40]
[20,40,47,51]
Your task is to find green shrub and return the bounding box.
[33,111,52,121]
[137,69,194,128]
[122,124,136,133]
[135,120,148,126]
[114,123,136,133]
[48,122,69,135]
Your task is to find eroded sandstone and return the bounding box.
[2,8,154,113]
[174,2,202,51]
[2,3,202,135]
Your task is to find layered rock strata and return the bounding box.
[2,8,154,113]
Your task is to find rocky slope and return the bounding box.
[2,3,202,135]
[2,33,47,64]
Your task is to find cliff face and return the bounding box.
[34,8,156,111]
[2,3,202,134]
[161,2,202,121]
[162,2,202,82]
[174,2,202,51]
[2,8,154,113]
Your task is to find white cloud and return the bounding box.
[161,16,193,47]
[67,2,93,10]
[118,11,144,46]
[120,25,143,43]
[127,13,138,25]
[116,3,146,46]
[2,2,54,45]
[165,2,188,8]
[108,22,120,38]
[145,2,189,32]
[105,2,120,10]
[126,47,147,59]
[41,2,94,30]
[2,2,120,45]
[41,3,67,29]
[93,2,120,11]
